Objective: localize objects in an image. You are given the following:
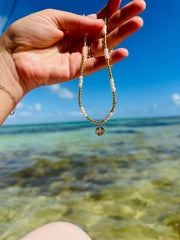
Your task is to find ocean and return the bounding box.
[0,117,180,240]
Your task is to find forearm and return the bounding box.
[0,35,25,125]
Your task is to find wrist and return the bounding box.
[0,34,27,104]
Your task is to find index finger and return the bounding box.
[46,9,104,33]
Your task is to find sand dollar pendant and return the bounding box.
[96,126,105,136]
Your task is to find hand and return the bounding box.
[0,0,146,94]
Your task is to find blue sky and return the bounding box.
[0,0,180,124]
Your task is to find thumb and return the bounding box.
[52,10,104,33]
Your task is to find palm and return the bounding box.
[11,10,88,90]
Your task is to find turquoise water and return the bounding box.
[0,117,180,240]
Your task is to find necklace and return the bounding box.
[78,18,116,136]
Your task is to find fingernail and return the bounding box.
[134,0,145,2]
[94,19,104,24]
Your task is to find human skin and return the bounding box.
[20,222,93,240]
[0,0,146,125]
[0,0,146,238]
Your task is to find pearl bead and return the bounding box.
[110,78,114,84]
[104,48,109,58]
[110,82,115,88]
[103,24,107,35]
[80,107,87,116]
[79,83,82,88]
[112,87,116,92]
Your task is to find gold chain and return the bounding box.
[78,18,116,135]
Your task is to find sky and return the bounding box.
[0,0,180,125]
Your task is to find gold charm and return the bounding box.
[96,126,105,136]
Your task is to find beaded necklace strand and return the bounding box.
[78,18,116,136]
